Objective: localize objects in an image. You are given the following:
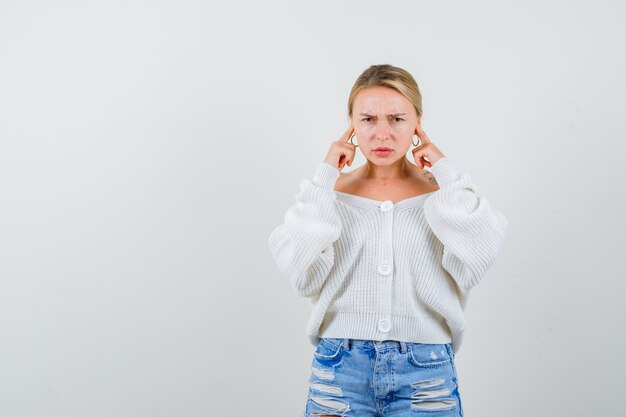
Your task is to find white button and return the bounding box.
[380,200,393,212]
[378,261,392,275]
[378,319,391,333]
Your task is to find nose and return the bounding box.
[374,120,391,140]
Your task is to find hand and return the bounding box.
[411,125,445,169]
[324,123,357,171]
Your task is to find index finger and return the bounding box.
[343,123,355,143]
[415,126,431,144]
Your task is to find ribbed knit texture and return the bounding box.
[268,157,508,354]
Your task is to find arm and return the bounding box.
[423,157,508,290]
[268,162,342,298]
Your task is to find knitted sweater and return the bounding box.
[267,157,508,354]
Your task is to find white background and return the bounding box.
[1,1,625,416]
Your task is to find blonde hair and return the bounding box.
[347,64,423,119]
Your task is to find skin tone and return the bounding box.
[323,85,446,202]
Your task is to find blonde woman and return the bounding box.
[268,64,508,417]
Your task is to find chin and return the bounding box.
[367,157,401,165]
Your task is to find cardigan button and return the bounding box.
[378,319,391,333]
[380,200,393,212]
[378,261,392,275]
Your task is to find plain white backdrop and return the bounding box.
[1,1,625,416]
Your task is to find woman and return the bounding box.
[268,64,508,417]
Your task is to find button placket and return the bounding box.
[378,200,395,334]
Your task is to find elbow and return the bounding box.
[442,254,486,290]
[444,257,493,290]
[291,279,321,298]
[460,262,490,290]
[289,247,335,298]
[289,269,315,297]
[442,231,507,290]
[289,273,325,299]
[268,242,335,299]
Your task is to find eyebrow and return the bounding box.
[359,112,407,117]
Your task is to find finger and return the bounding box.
[412,147,431,169]
[411,147,423,168]
[417,157,430,169]
[343,124,355,143]
[340,148,354,169]
[338,153,346,170]
[346,148,355,167]
[415,126,431,144]
[346,136,356,148]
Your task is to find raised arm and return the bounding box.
[268,162,343,298]
[423,157,508,290]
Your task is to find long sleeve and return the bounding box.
[268,162,343,298]
[423,157,508,290]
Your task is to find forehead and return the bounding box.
[354,86,412,113]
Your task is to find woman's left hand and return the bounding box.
[411,125,445,169]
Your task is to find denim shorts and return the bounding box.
[303,338,463,417]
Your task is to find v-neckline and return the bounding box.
[333,190,436,210]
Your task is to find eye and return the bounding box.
[395,117,404,122]
[362,117,372,122]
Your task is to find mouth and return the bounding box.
[372,147,393,157]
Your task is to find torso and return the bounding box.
[334,162,440,204]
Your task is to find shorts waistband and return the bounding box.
[322,338,416,353]
[321,337,452,354]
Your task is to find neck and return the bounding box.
[363,156,414,181]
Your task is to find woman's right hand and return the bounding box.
[323,124,356,171]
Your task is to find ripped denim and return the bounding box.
[303,338,464,417]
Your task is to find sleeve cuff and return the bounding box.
[429,157,461,187]
[312,162,341,190]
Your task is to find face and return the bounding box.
[351,86,420,165]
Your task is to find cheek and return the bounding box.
[359,124,375,133]
[398,124,414,133]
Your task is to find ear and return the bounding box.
[416,115,422,129]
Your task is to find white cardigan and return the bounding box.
[268,157,508,353]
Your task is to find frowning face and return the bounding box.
[352,86,420,165]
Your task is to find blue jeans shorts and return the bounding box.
[303,338,463,417]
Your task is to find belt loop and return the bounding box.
[399,341,407,353]
[343,338,350,350]
[445,343,455,359]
